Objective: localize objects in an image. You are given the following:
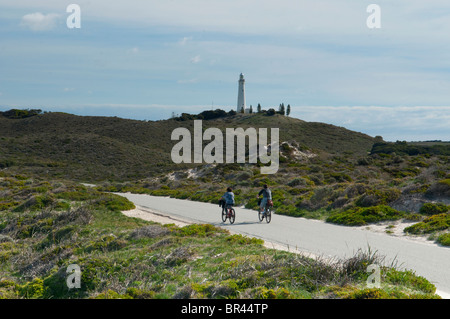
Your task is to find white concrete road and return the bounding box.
[117,193,450,298]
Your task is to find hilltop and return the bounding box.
[0,109,375,181]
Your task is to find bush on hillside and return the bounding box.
[404,213,450,235]
[173,109,231,121]
[326,205,406,226]
[371,141,450,156]
[0,109,42,119]
[419,203,449,216]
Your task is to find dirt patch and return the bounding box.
[121,206,191,227]
[354,219,433,245]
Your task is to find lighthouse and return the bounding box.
[237,73,246,113]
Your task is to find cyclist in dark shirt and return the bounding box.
[257,184,272,214]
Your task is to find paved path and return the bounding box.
[117,193,450,297]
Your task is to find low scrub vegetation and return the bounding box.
[371,141,450,156]
[419,203,449,216]
[0,108,43,119]
[0,174,440,299]
[404,214,450,235]
[98,148,449,245]
[326,206,406,226]
[1,111,449,250]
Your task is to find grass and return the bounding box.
[0,174,441,299]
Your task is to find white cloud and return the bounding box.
[20,12,61,31]
[179,36,192,46]
[63,87,75,92]
[128,47,140,54]
[5,1,450,38]
[190,55,201,64]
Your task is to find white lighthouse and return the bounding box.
[237,73,246,113]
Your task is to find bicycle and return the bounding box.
[222,204,235,224]
[258,203,272,223]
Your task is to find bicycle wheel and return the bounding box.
[221,207,227,222]
[258,209,264,222]
[229,208,235,224]
[265,207,272,223]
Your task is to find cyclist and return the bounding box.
[221,187,235,209]
[257,184,272,215]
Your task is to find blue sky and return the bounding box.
[0,1,449,141]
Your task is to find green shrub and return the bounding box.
[419,203,449,215]
[56,189,98,201]
[175,224,221,237]
[54,201,71,211]
[13,194,55,212]
[437,233,450,246]
[0,279,16,289]
[125,287,155,299]
[385,269,436,294]
[356,188,401,207]
[76,257,122,292]
[0,201,19,211]
[325,172,353,183]
[83,235,128,253]
[255,287,291,299]
[404,214,450,234]
[346,288,390,299]
[94,194,135,212]
[18,278,45,299]
[0,108,42,119]
[327,205,405,226]
[225,234,264,245]
[275,204,303,217]
[244,197,259,210]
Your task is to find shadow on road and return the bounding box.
[212,221,266,226]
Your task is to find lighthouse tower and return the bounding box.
[237,73,246,113]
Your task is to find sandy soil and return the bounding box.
[121,205,191,227]
[354,219,433,245]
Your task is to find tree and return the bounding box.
[286,104,291,116]
[249,105,253,114]
[257,103,262,113]
[279,103,285,115]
